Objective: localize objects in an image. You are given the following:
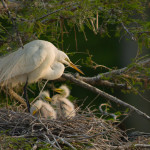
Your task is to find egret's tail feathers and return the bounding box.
[0,48,24,87]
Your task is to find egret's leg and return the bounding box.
[23,77,30,113]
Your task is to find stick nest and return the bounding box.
[0,108,129,149]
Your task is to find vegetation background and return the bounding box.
[0,0,150,133]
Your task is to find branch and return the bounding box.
[75,73,131,90]
[36,2,79,22]
[1,0,11,17]
[79,57,150,82]
[7,88,26,107]
[120,21,136,41]
[134,144,150,148]
[54,58,150,91]
[61,73,150,121]
[1,0,23,48]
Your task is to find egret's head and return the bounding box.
[59,51,84,75]
[54,85,70,97]
[39,91,51,102]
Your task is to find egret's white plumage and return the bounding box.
[30,91,57,119]
[0,40,83,112]
[0,40,83,87]
[52,85,76,119]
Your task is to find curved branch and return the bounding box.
[61,73,150,121]
[7,88,26,107]
[74,73,131,90]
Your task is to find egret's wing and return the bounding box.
[0,43,49,83]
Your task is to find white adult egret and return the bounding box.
[0,40,84,112]
[52,85,76,119]
[30,91,57,119]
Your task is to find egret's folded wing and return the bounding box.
[0,44,48,83]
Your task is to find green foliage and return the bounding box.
[0,0,149,51]
[0,0,150,124]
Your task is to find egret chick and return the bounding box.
[52,85,76,119]
[30,91,57,119]
[0,40,84,112]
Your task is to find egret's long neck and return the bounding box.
[51,62,65,79]
[43,62,65,80]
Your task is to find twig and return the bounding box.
[38,119,62,150]
[1,0,11,17]
[76,74,131,90]
[120,21,136,41]
[37,2,79,22]
[44,134,60,150]
[134,144,150,148]
[56,136,77,150]
[6,88,26,107]
[31,80,48,105]
[61,73,150,121]
[72,58,150,89]
[0,108,128,149]
[1,0,23,48]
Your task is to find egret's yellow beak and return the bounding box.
[54,88,63,94]
[45,96,52,102]
[69,61,84,75]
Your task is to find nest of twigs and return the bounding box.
[0,108,130,149]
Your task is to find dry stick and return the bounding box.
[7,88,26,107]
[93,58,150,79]
[134,144,150,148]
[56,136,76,150]
[44,134,60,150]
[1,0,23,48]
[120,21,136,41]
[62,73,150,121]
[1,0,11,17]
[37,2,79,22]
[74,58,150,89]
[38,119,62,150]
[31,80,48,105]
[79,75,130,90]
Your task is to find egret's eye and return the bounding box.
[65,58,70,62]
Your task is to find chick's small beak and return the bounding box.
[32,110,37,115]
[45,96,52,102]
[54,88,62,94]
[69,61,84,75]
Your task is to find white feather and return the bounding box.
[30,91,57,119]
[0,40,79,87]
[52,85,76,119]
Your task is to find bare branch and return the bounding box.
[75,74,131,90]
[5,88,26,107]
[1,0,23,48]
[120,21,136,41]
[37,2,79,23]
[61,73,150,121]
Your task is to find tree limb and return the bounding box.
[7,88,26,108]
[74,73,131,90]
[36,2,79,22]
[61,73,150,121]
[71,58,150,89]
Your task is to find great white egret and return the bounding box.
[0,40,84,112]
[30,91,57,119]
[52,85,76,119]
